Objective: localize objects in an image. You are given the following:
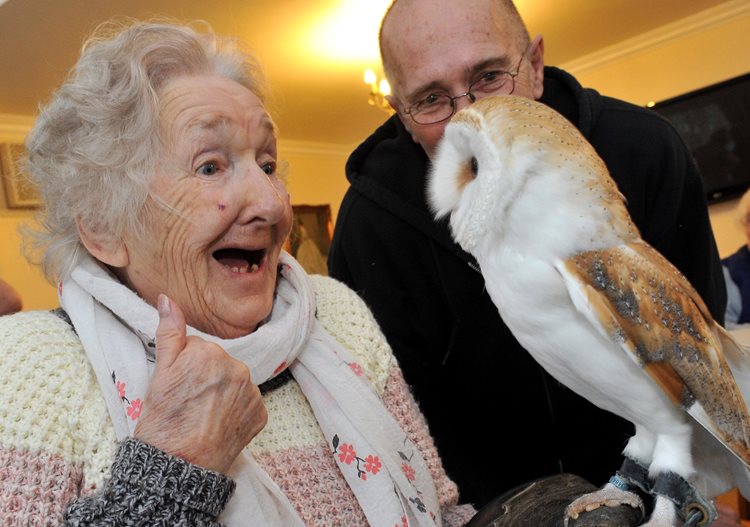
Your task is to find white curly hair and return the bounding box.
[23,18,268,283]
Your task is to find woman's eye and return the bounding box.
[197,161,220,176]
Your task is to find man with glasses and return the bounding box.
[328,0,726,510]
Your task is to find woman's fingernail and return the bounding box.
[157,294,171,317]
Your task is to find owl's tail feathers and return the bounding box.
[711,326,750,501]
[716,325,750,446]
[688,326,750,502]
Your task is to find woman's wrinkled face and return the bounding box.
[119,74,292,339]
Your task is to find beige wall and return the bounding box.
[0,115,58,310]
[2,0,750,310]
[0,211,56,310]
[279,139,352,221]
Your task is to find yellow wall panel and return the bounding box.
[0,212,58,310]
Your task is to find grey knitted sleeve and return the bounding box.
[62,437,236,526]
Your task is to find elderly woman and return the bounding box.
[0,19,477,526]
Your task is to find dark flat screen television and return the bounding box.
[650,71,750,204]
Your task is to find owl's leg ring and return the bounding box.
[612,456,651,494]
[563,457,646,526]
[650,471,717,527]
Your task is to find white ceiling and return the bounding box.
[0,0,733,147]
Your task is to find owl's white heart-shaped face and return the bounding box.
[427,95,637,260]
[427,99,508,255]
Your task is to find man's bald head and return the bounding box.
[379,0,530,94]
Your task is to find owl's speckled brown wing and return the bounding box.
[556,240,750,467]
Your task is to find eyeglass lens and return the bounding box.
[408,45,530,125]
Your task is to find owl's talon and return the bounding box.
[564,482,644,523]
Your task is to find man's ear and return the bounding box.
[76,218,129,268]
[387,94,421,144]
[528,34,546,100]
[385,94,399,114]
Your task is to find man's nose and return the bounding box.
[454,92,476,112]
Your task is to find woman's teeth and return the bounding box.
[230,263,260,273]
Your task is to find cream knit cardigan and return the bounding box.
[0,275,476,526]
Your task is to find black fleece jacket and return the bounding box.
[328,66,726,508]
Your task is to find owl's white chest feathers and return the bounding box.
[471,174,684,427]
[478,245,680,429]
[468,163,628,261]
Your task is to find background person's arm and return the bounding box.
[0,278,22,315]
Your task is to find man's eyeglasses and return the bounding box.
[402,46,529,126]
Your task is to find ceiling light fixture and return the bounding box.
[364,69,394,115]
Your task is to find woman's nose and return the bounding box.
[236,165,288,225]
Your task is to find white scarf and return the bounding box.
[60,252,441,526]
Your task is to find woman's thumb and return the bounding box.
[155,293,187,368]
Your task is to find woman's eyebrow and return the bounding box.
[187,115,231,134]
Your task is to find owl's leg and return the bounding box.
[563,456,646,525]
[637,424,715,526]
[614,456,651,494]
[640,471,717,527]
[564,425,654,524]
[638,495,678,527]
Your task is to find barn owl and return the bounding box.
[427,95,750,526]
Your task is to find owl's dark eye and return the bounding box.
[471,157,478,177]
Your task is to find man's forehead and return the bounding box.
[382,1,518,75]
[383,0,509,38]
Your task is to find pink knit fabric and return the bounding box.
[253,364,475,527]
[0,445,82,525]
[257,445,368,526]
[382,363,474,523]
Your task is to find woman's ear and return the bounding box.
[76,218,129,268]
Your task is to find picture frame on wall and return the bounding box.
[0,142,40,209]
[288,204,333,276]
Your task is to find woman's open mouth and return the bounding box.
[212,247,266,274]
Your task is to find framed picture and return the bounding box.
[1,142,40,209]
[288,204,333,276]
